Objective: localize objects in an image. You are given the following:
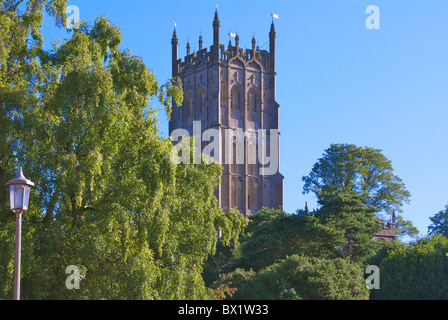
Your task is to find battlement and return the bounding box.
[175,42,271,76]
[374,214,397,242]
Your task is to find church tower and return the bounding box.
[169,10,283,215]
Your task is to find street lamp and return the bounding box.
[5,168,34,300]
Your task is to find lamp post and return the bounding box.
[5,168,34,300]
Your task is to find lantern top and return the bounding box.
[5,168,35,187]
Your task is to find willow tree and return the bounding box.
[0,1,246,300]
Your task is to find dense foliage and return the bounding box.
[213,255,370,300]
[368,235,448,300]
[207,201,381,300]
[207,143,437,300]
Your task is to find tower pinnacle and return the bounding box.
[270,20,275,33]
[171,27,178,76]
[269,21,276,73]
[212,9,220,59]
[213,9,220,27]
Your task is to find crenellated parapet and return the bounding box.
[174,38,272,76]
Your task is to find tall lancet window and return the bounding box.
[232,176,243,211]
[248,178,258,211]
[220,80,227,108]
[208,80,214,121]
[184,91,193,125]
[232,176,240,210]
[197,87,206,122]
[247,132,257,176]
[247,88,259,122]
[230,84,242,119]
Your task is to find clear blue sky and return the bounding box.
[41,0,448,238]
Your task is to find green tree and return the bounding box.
[303,144,410,215]
[302,143,416,237]
[0,1,246,300]
[428,204,448,237]
[316,191,382,263]
[0,0,67,214]
[369,235,448,300]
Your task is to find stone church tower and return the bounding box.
[169,10,283,215]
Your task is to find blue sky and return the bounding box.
[41,0,448,238]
